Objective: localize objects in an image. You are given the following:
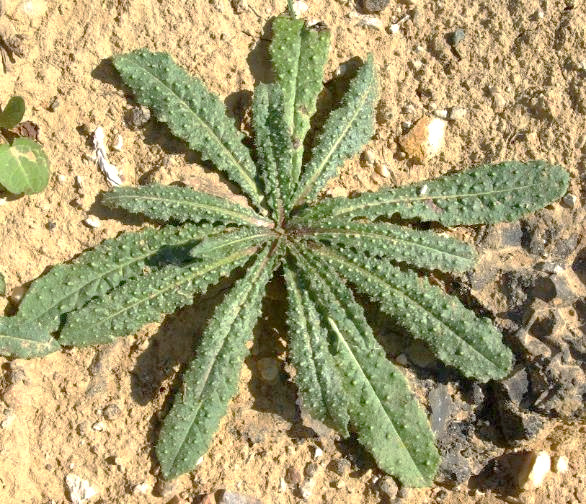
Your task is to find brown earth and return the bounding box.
[0,0,585,503]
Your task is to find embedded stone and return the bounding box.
[362,0,390,13]
[399,116,446,163]
[517,451,551,490]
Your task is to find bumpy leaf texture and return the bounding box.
[0,13,571,491]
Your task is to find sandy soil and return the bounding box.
[0,0,584,503]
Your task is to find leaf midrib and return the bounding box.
[326,317,426,484]
[319,247,505,371]
[322,180,550,218]
[307,227,473,264]
[129,60,259,198]
[293,73,374,205]
[107,193,273,227]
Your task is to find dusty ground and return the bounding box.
[0,0,585,503]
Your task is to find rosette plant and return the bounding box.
[0,15,568,487]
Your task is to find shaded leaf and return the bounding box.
[157,245,279,479]
[313,245,513,382]
[0,96,25,129]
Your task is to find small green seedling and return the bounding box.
[0,96,50,195]
[0,16,568,487]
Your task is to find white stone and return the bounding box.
[433,109,449,119]
[388,23,400,34]
[65,474,98,504]
[426,117,447,157]
[132,482,152,495]
[554,455,569,474]
[449,107,467,120]
[313,447,323,458]
[292,1,308,16]
[518,451,551,490]
[111,134,123,152]
[83,216,101,229]
[375,163,390,178]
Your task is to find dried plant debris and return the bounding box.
[0,12,569,488]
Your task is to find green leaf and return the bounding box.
[0,138,50,195]
[157,245,280,479]
[314,246,513,382]
[102,185,273,228]
[284,263,350,436]
[59,247,259,347]
[0,316,60,359]
[18,223,220,333]
[289,55,378,209]
[0,271,5,296]
[290,246,439,487]
[0,96,25,129]
[190,227,274,259]
[252,83,293,221]
[113,50,263,207]
[270,17,330,184]
[295,161,569,225]
[294,220,476,273]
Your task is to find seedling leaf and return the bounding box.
[0,137,50,194]
[0,96,25,129]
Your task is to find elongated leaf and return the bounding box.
[59,247,258,347]
[252,83,293,221]
[0,271,5,296]
[284,263,350,436]
[270,17,330,183]
[0,317,60,359]
[295,161,569,225]
[18,223,214,332]
[102,185,272,228]
[0,96,25,129]
[190,227,274,259]
[290,247,439,487]
[289,55,377,209]
[157,245,279,479]
[314,246,513,381]
[294,220,475,272]
[0,138,50,195]
[113,50,263,206]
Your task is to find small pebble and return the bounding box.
[57,173,67,183]
[399,116,446,163]
[102,404,122,421]
[491,92,507,112]
[92,422,104,431]
[46,221,57,231]
[561,194,577,208]
[362,0,390,12]
[388,23,400,34]
[125,106,151,129]
[358,16,384,30]
[154,478,180,498]
[553,455,569,473]
[378,476,398,500]
[285,466,302,485]
[65,474,98,504]
[449,107,467,120]
[362,149,376,166]
[448,28,466,46]
[132,482,152,495]
[83,216,101,229]
[291,1,308,17]
[313,447,323,459]
[330,458,351,477]
[304,462,319,478]
[433,109,449,119]
[374,163,390,178]
[517,451,551,490]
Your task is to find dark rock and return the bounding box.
[378,475,398,500]
[552,235,579,262]
[480,223,523,249]
[428,385,455,435]
[46,221,56,231]
[397,486,410,499]
[48,96,60,111]
[471,384,485,405]
[304,462,319,478]
[125,106,151,130]
[437,451,471,484]
[501,270,536,312]
[102,404,122,421]
[496,401,544,442]
[529,309,563,339]
[284,466,302,485]
[501,368,529,404]
[217,491,264,504]
[448,28,466,46]
[572,248,586,285]
[361,0,390,13]
[329,458,351,477]
[521,214,563,257]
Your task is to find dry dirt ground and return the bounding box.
[0,0,585,503]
